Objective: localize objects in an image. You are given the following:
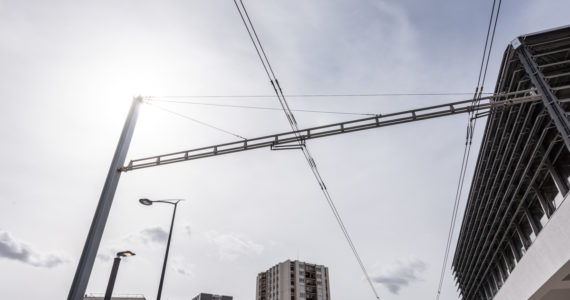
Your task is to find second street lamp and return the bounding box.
[104,251,135,300]
[139,198,183,300]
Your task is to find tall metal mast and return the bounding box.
[68,97,143,300]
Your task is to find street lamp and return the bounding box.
[104,251,136,300]
[139,198,183,300]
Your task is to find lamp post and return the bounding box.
[104,251,135,300]
[139,198,183,300]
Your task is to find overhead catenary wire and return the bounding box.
[144,99,376,116]
[232,1,381,299]
[435,1,503,299]
[145,92,516,116]
[462,1,504,298]
[480,0,503,94]
[144,92,493,99]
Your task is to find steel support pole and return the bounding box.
[68,97,143,300]
[157,202,178,300]
[515,41,570,151]
[104,257,122,300]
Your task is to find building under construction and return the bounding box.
[452,26,570,299]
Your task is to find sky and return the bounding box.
[0,1,568,299]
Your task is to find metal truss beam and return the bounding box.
[121,91,540,172]
[455,100,527,276]
[462,118,552,294]
[459,109,549,292]
[455,104,512,273]
[516,40,570,150]
[465,125,560,298]
[456,101,540,279]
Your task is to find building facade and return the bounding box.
[256,260,331,300]
[452,26,570,300]
[192,293,233,300]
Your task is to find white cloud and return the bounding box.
[205,231,264,262]
[184,224,191,237]
[120,226,169,245]
[372,256,427,294]
[97,226,169,261]
[0,230,68,268]
[171,257,195,277]
[137,226,169,244]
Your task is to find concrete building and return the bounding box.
[452,26,570,300]
[192,293,233,300]
[256,260,330,300]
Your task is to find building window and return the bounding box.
[489,277,497,295]
[497,264,507,286]
[519,217,536,244]
[529,194,549,228]
[299,271,304,276]
[299,278,304,283]
[509,236,522,262]
[499,251,511,277]
[553,146,570,192]
[300,293,305,298]
[539,173,562,208]
[317,274,322,279]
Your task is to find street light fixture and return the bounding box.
[104,251,136,300]
[139,198,153,206]
[139,198,184,300]
[117,251,135,257]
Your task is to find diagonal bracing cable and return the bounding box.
[233,1,381,299]
[146,101,247,140]
[435,0,503,299]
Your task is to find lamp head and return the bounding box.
[139,198,153,206]
[116,250,135,257]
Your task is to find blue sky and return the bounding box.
[0,1,568,299]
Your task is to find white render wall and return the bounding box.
[494,193,570,300]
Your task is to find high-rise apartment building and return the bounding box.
[192,293,232,300]
[256,260,331,300]
[452,25,570,300]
